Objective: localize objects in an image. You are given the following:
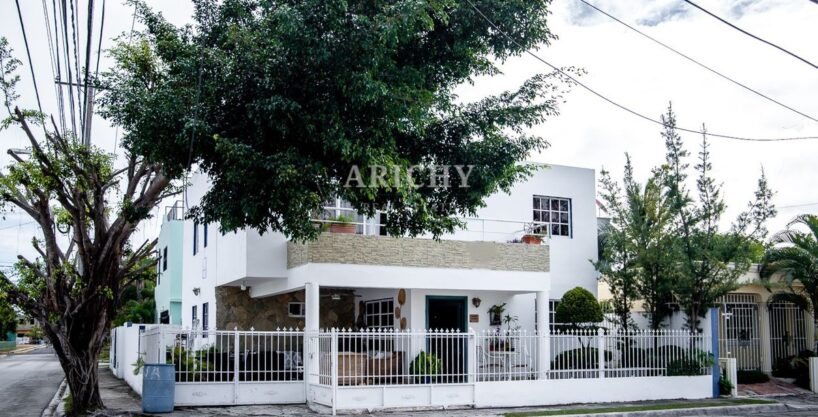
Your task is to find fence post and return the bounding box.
[233,327,240,405]
[810,358,818,393]
[330,329,338,416]
[159,325,166,364]
[468,328,477,383]
[597,328,605,379]
[710,307,720,398]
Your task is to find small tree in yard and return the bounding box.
[555,287,604,330]
[659,106,775,333]
[0,38,176,414]
[595,156,676,331]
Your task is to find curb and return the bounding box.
[517,402,788,417]
[41,378,68,417]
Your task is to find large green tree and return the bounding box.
[0,37,174,414]
[101,0,574,240]
[596,156,675,331]
[660,106,775,332]
[761,215,818,326]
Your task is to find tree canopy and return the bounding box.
[100,0,574,241]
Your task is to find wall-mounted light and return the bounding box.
[472,297,482,308]
[192,287,201,296]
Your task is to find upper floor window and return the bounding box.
[203,223,208,247]
[162,247,168,271]
[191,305,197,327]
[193,221,199,255]
[533,196,571,237]
[364,298,395,329]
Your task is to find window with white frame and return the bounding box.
[533,196,572,237]
[364,298,394,328]
[534,299,561,331]
[321,198,383,235]
[288,302,305,318]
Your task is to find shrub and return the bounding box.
[719,375,734,396]
[772,349,814,389]
[409,351,441,376]
[667,351,712,376]
[552,348,612,370]
[737,369,770,384]
[555,287,603,326]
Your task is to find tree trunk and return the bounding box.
[44,307,110,415]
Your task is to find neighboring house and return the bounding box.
[598,268,815,374]
[154,201,185,325]
[15,314,37,340]
[178,163,599,338]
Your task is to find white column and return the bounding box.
[758,296,772,373]
[305,282,320,331]
[536,291,550,378]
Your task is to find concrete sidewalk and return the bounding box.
[86,370,818,417]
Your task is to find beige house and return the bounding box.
[598,265,816,372]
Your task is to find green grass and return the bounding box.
[505,399,776,417]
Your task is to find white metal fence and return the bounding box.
[140,327,304,383]
[306,327,712,387]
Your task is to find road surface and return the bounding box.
[0,347,64,417]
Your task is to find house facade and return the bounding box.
[175,163,598,337]
[154,202,185,325]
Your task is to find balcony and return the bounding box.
[287,232,549,273]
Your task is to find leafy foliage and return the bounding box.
[555,287,603,328]
[658,105,774,332]
[761,214,818,323]
[100,0,577,241]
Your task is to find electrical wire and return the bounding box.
[52,0,66,134]
[81,0,95,145]
[61,0,78,136]
[70,0,85,138]
[14,0,44,114]
[577,0,818,124]
[94,0,105,79]
[682,0,817,70]
[465,0,818,142]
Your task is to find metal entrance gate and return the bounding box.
[719,294,762,370]
[769,301,807,370]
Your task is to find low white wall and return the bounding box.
[474,376,712,408]
[110,323,158,396]
[175,382,305,406]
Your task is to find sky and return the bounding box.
[0,0,816,265]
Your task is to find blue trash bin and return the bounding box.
[142,363,175,413]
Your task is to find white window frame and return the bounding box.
[288,302,306,318]
[533,195,572,237]
[364,298,395,329]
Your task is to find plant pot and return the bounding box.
[330,223,356,234]
[521,234,542,245]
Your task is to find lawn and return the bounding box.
[504,398,776,417]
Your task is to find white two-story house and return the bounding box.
[178,163,598,338]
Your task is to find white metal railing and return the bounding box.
[140,327,304,383]
[311,216,552,243]
[305,328,712,387]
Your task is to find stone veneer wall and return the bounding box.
[287,233,549,272]
[216,286,355,330]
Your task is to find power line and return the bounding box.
[682,0,817,70]
[576,0,818,124]
[94,0,105,79]
[60,0,78,136]
[465,0,818,142]
[14,0,44,114]
[778,202,818,210]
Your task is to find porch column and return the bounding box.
[536,291,550,379]
[758,296,772,373]
[305,282,320,331]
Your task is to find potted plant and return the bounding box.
[488,303,506,326]
[409,351,441,383]
[328,214,357,234]
[521,223,544,244]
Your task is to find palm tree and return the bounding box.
[761,214,818,327]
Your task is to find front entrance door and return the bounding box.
[426,296,467,383]
[770,301,808,371]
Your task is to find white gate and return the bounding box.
[770,301,808,369]
[719,294,763,371]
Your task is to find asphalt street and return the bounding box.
[0,347,64,417]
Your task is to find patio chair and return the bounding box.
[508,345,533,380]
[476,345,505,381]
